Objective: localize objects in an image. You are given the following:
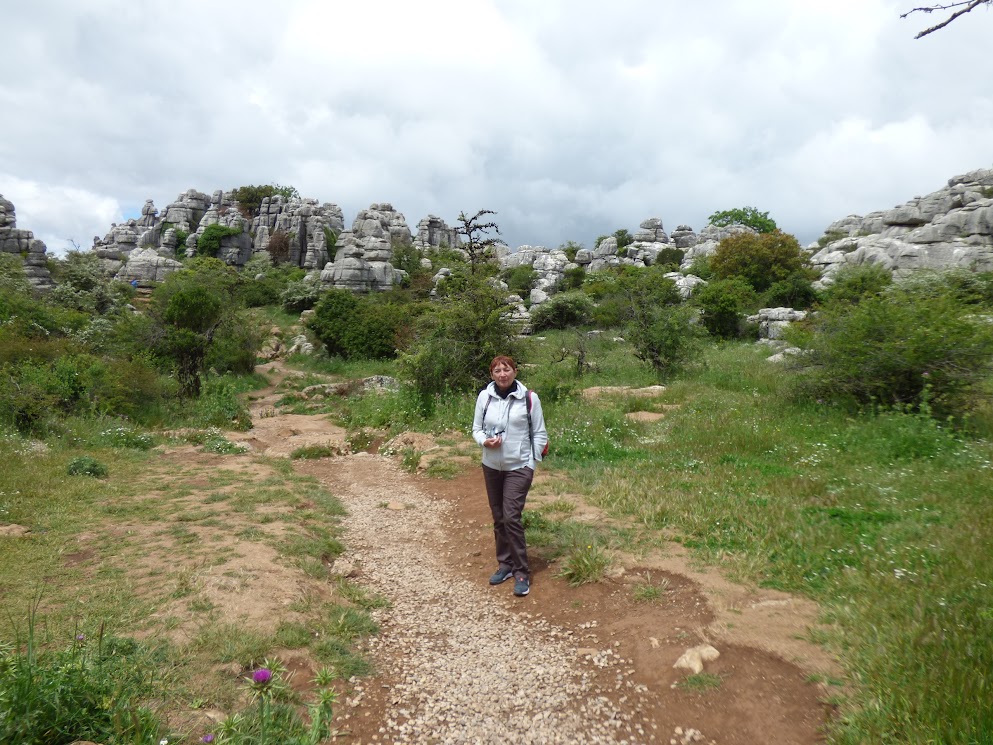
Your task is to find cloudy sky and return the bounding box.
[1,0,991,256]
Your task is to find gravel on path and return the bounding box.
[324,453,659,745]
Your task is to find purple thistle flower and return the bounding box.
[201,736,214,744]
[252,668,273,685]
[76,634,85,642]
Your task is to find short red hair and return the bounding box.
[489,355,517,373]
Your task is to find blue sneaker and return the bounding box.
[513,576,530,597]
[489,567,514,585]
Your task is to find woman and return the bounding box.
[472,355,547,597]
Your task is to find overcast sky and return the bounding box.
[1,0,991,256]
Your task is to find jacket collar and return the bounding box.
[488,380,526,399]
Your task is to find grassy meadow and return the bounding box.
[330,331,993,744]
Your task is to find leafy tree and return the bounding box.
[708,206,778,234]
[710,230,813,292]
[150,258,249,397]
[398,276,522,405]
[559,240,584,262]
[455,209,501,274]
[902,0,991,38]
[613,229,634,250]
[232,183,300,218]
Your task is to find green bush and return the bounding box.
[266,230,292,265]
[530,291,595,332]
[47,251,133,315]
[652,247,685,270]
[693,277,758,338]
[708,206,777,233]
[761,272,818,310]
[626,303,704,379]
[398,277,522,403]
[307,290,412,361]
[586,266,681,329]
[819,263,893,306]
[232,183,300,218]
[684,255,713,280]
[710,231,812,292]
[194,224,243,258]
[562,266,585,290]
[794,278,993,416]
[501,265,538,296]
[67,455,109,477]
[280,278,323,313]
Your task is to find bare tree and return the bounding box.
[902,0,991,38]
[455,209,501,274]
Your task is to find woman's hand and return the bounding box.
[483,435,503,449]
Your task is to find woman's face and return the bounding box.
[491,362,517,389]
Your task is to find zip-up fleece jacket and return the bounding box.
[472,381,548,472]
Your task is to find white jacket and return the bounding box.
[472,381,547,471]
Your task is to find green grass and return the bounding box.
[676,673,723,691]
[632,573,671,603]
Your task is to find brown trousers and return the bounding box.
[482,465,533,579]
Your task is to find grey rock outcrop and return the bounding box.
[413,215,460,252]
[810,166,993,284]
[320,203,409,291]
[746,307,808,340]
[115,247,184,285]
[501,245,575,302]
[0,194,54,290]
[251,195,345,270]
[679,224,756,270]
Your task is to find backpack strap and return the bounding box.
[526,390,535,460]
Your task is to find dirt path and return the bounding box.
[229,363,838,744]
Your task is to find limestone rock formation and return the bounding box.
[809,166,993,283]
[0,194,54,290]
[501,245,575,301]
[251,195,345,270]
[320,203,409,292]
[413,215,460,252]
[115,247,184,284]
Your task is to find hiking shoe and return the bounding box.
[489,567,514,585]
[513,576,530,597]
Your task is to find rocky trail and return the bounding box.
[215,362,839,744]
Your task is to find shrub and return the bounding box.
[562,266,585,290]
[794,279,993,416]
[501,265,537,296]
[819,264,893,306]
[0,626,163,742]
[194,224,243,258]
[685,255,713,280]
[762,272,818,310]
[308,291,411,360]
[530,291,595,332]
[652,247,685,270]
[398,277,522,403]
[47,251,133,315]
[587,266,681,329]
[708,206,778,233]
[627,303,704,379]
[280,278,323,313]
[266,230,292,265]
[67,455,109,477]
[232,183,300,218]
[710,231,812,292]
[692,277,758,338]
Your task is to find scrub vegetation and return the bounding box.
[3,217,993,743]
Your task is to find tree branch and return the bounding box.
[901,0,990,38]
